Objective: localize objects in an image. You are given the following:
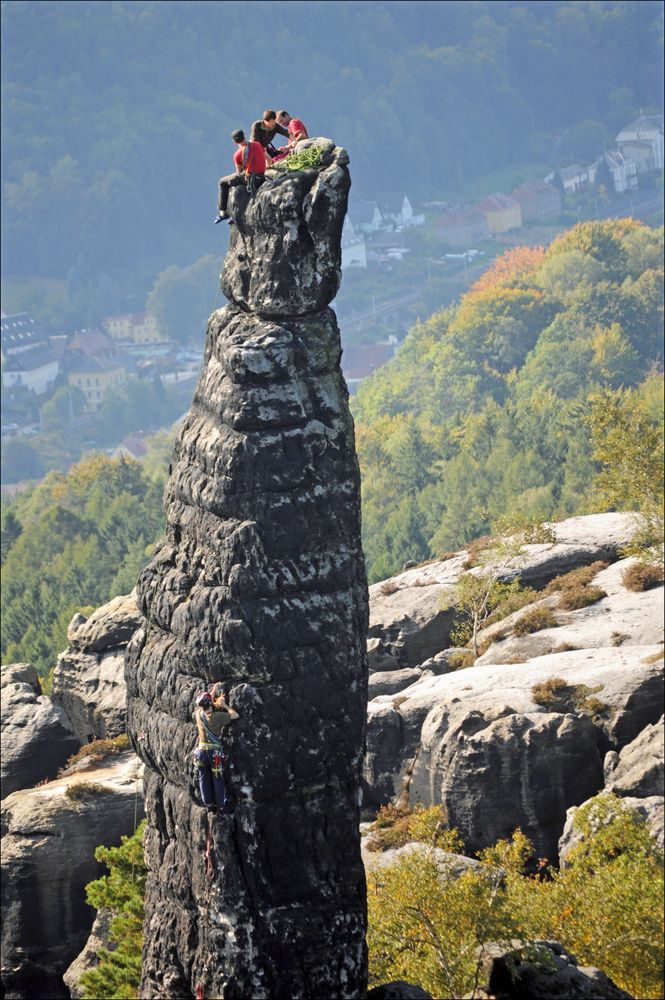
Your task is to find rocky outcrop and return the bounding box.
[364,649,663,859]
[63,908,114,1000]
[126,141,368,999]
[51,592,140,742]
[1,663,80,799]
[467,940,632,999]
[604,716,664,798]
[1,752,143,1000]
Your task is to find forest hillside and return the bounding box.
[352,219,664,580]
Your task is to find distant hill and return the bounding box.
[352,219,664,580]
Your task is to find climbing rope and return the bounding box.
[271,144,323,172]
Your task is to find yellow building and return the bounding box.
[474,193,522,234]
[67,356,126,412]
[104,311,167,344]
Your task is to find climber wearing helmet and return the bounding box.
[192,684,239,812]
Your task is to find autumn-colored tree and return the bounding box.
[469,245,546,294]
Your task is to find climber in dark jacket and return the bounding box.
[193,686,239,812]
[250,108,290,159]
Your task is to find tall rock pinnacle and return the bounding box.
[126,140,369,999]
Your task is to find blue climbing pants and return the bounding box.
[194,746,226,809]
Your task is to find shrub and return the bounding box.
[62,734,130,773]
[545,561,608,593]
[447,649,476,670]
[80,821,147,1000]
[513,606,558,636]
[622,562,664,592]
[65,781,109,802]
[531,677,608,716]
[365,804,462,854]
[367,798,664,1000]
[558,584,607,610]
[379,580,399,596]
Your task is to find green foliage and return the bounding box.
[368,798,664,1000]
[354,220,664,580]
[0,455,165,676]
[80,821,147,1000]
[41,385,87,432]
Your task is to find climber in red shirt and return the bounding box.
[270,111,309,162]
[215,128,267,224]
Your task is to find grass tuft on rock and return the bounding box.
[557,584,607,610]
[622,562,664,592]
[65,781,109,802]
[62,734,130,773]
[513,606,558,636]
[531,677,609,716]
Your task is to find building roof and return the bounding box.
[1,313,43,354]
[616,114,664,140]
[558,164,585,182]
[511,180,560,201]
[66,328,116,357]
[438,208,486,227]
[66,353,125,375]
[3,343,59,372]
[349,200,381,225]
[342,342,396,381]
[474,193,516,212]
[380,193,408,215]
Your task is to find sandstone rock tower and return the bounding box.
[126,140,369,999]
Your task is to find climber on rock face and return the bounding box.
[193,686,239,812]
[270,110,309,162]
[214,128,267,224]
[250,108,290,160]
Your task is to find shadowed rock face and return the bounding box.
[126,142,369,999]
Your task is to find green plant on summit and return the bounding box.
[271,145,322,172]
[79,821,147,1000]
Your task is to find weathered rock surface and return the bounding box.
[63,908,114,1000]
[126,142,368,999]
[1,663,80,799]
[604,716,664,798]
[367,982,433,999]
[466,939,633,999]
[0,752,144,1000]
[366,513,641,671]
[368,667,425,699]
[559,793,665,863]
[51,592,140,742]
[476,557,664,664]
[364,649,663,859]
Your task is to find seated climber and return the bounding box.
[270,110,309,162]
[214,128,267,224]
[192,685,239,812]
[250,108,290,160]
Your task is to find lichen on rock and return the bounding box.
[126,141,369,998]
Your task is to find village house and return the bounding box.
[510,180,562,222]
[1,312,60,395]
[67,354,126,412]
[379,194,425,229]
[474,193,522,234]
[615,114,664,174]
[341,218,367,269]
[65,328,118,361]
[555,164,593,193]
[103,311,166,344]
[348,200,383,234]
[436,208,489,247]
[602,149,638,193]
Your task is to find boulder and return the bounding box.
[466,939,632,999]
[362,840,482,880]
[476,558,664,664]
[559,793,664,863]
[51,592,140,742]
[1,751,144,1000]
[369,667,424,699]
[604,716,664,798]
[1,665,80,799]
[63,908,114,1000]
[366,514,642,672]
[363,648,663,860]
[367,983,433,999]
